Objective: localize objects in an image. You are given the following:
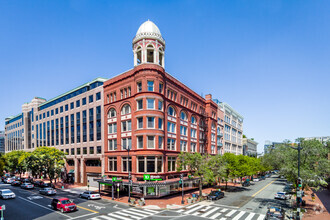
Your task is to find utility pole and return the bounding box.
[180,173,184,204]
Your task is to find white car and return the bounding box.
[0,189,16,199]
[79,191,101,200]
[275,192,290,200]
[253,178,260,182]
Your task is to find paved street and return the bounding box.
[0,175,287,220]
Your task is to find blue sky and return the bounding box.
[1,0,329,153]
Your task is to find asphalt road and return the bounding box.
[0,175,288,220]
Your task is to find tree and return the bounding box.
[25,152,43,178]
[208,154,226,185]
[32,147,66,183]
[5,150,28,178]
[0,153,6,176]
[222,153,240,189]
[177,152,213,198]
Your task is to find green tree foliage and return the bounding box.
[5,150,28,178]
[264,139,330,187]
[0,153,7,176]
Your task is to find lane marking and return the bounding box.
[257,214,266,220]
[185,205,204,214]
[251,179,276,198]
[232,211,246,220]
[18,196,72,219]
[77,205,99,213]
[69,212,98,220]
[210,212,222,219]
[108,213,132,220]
[245,212,255,220]
[225,209,237,217]
[121,209,148,217]
[212,203,240,209]
[132,208,159,214]
[220,208,228,212]
[200,207,219,217]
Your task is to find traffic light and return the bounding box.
[179,174,183,184]
[297,178,302,188]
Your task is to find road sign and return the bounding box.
[297,191,302,198]
[143,174,151,181]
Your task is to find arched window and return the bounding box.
[159,47,164,66]
[121,104,131,115]
[180,111,187,121]
[108,108,116,118]
[147,44,154,63]
[136,46,142,64]
[191,116,196,124]
[168,106,176,117]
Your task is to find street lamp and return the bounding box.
[124,145,131,203]
[289,140,303,220]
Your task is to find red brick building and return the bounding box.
[102,21,219,198]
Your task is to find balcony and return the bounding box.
[217,132,223,137]
[217,142,223,147]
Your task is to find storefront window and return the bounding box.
[147,156,155,172]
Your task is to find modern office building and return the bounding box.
[242,138,258,157]
[0,131,5,153]
[100,20,219,198]
[303,136,330,145]
[214,100,244,155]
[5,78,107,186]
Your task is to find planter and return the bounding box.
[187,198,192,204]
[138,201,145,206]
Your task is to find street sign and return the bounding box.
[297,191,302,198]
[112,177,117,182]
[1,205,5,210]
[143,174,151,181]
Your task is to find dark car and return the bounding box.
[242,180,251,187]
[51,198,77,213]
[33,181,44,187]
[11,181,21,186]
[41,182,54,188]
[79,191,101,200]
[260,176,266,180]
[265,206,285,220]
[39,187,56,195]
[207,191,224,200]
[20,179,30,184]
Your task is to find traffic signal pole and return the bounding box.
[180,174,184,204]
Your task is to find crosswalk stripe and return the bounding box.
[108,213,132,220]
[121,209,148,218]
[98,215,117,220]
[192,206,213,215]
[200,207,219,217]
[114,212,141,220]
[232,211,246,220]
[219,218,227,220]
[257,214,265,220]
[185,205,204,214]
[209,212,222,219]
[130,208,158,215]
[220,208,228,212]
[245,212,255,220]
[225,209,237,216]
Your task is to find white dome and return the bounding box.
[133,20,165,45]
[136,20,162,36]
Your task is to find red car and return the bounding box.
[51,198,77,213]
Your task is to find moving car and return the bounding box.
[79,191,101,200]
[33,181,44,187]
[274,192,291,200]
[41,182,54,188]
[51,198,77,213]
[21,183,34,189]
[265,206,285,220]
[207,190,224,200]
[253,178,260,182]
[0,189,16,199]
[39,187,56,195]
[4,178,15,184]
[11,181,21,186]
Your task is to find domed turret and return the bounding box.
[133,20,165,68]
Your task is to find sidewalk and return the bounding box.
[302,187,329,220]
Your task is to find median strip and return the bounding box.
[251,179,276,198]
[77,205,99,213]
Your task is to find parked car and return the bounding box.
[20,179,31,184]
[265,206,285,220]
[0,189,16,199]
[79,191,101,200]
[21,183,34,189]
[242,180,251,187]
[39,187,57,195]
[51,198,77,213]
[41,182,54,188]
[4,178,15,184]
[33,181,44,187]
[207,190,224,200]
[260,176,266,180]
[11,181,21,186]
[265,174,271,178]
[253,178,260,182]
[274,192,291,200]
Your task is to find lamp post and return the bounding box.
[289,141,303,220]
[125,146,131,203]
[180,173,184,204]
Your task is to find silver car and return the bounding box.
[0,189,16,199]
[79,191,101,200]
[39,187,56,195]
[21,183,34,189]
